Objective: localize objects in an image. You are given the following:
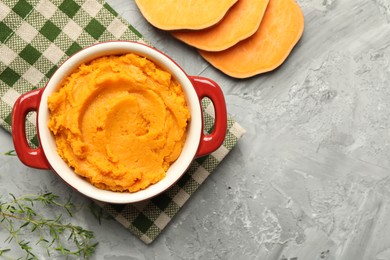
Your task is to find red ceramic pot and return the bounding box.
[12,41,227,203]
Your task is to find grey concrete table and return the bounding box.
[2,0,390,259]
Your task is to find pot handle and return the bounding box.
[12,88,51,169]
[190,76,228,158]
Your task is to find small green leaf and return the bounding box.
[20,221,30,228]
[3,150,16,156]
[0,248,11,256]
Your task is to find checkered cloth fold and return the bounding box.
[0,0,245,243]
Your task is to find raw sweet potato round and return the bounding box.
[134,0,238,30]
[199,0,304,78]
[172,0,270,51]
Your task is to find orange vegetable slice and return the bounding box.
[134,0,238,30]
[172,0,270,51]
[199,0,304,78]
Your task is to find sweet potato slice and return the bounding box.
[172,0,269,51]
[134,0,238,30]
[199,0,304,78]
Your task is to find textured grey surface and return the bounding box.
[2,0,390,259]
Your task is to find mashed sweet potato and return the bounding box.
[48,53,190,192]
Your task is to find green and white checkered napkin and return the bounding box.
[0,0,245,244]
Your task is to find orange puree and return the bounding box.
[47,53,190,192]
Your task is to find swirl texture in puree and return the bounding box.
[48,53,190,192]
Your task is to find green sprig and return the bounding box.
[0,193,98,259]
[3,150,16,156]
